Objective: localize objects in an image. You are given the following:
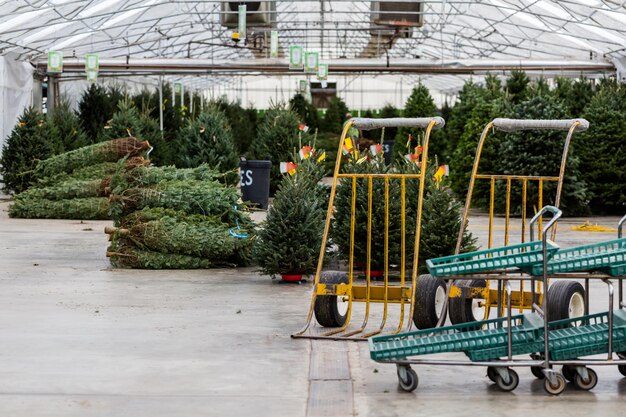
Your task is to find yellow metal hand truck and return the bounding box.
[425,118,590,327]
[292,116,445,340]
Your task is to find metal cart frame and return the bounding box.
[440,118,590,326]
[292,116,445,341]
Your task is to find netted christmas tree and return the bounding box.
[32,137,150,180]
[0,107,56,194]
[47,100,89,152]
[174,107,239,185]
[248,103,308,193]
[578,80,626,214]
[254,150,327,278]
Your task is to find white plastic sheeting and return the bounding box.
[0,56,33,153]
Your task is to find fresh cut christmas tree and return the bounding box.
[254,147,328,280]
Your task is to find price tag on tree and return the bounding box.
[289,45,303,70]
[317,63,328,81]
[47,51,63,73]
[85,54,99,72]
[238,4,247,40]
[304,51,319,74]
[270,31,279,58]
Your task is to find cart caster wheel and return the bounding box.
[314,271,349,327]
[574,368,598,391]
[531,366,545,379]
[397,367,418,392]
[562,365,576,382]
[544,374,566,395]
[495,369,519,392]
[618,365,626,377]
[487,366,498,382]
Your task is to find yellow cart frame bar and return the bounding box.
[292,117,445,340]
[440,118,589,325]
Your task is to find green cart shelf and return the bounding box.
[530,238,626,276]
[369,313,544,361]
[426,240,559,278]
[466,310,626,361]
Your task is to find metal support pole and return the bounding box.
[158,76,164,131]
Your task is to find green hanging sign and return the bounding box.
[270,31,279,58]
[299,80,307,92]
[174,82,182,94]
[304,52,319,74]
[86,70,98,83]
[47,51,63,73]
[289,45,303,70]
[317,63,328,81]
[238,4,247,40]
[85,54,99,72]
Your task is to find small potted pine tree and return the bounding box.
[254,146,327,282]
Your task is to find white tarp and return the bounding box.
[0,56,34,154]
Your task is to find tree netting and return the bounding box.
[105,207,253,264]
[107,238,213,269]
[9,197,110,220]
[32,137,150,180]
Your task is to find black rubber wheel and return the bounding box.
[412,274,447,329]
[487,366,498,382]
[544,373,567,395]
[397,367,418,392]
[562,365,576,382]
[574,368,598,391]
[449,279,487,327]
[531,366,545,379]
[546,280,585,322]
[495,369,519,392]
[618,365,626,377]
[313,271,349,327]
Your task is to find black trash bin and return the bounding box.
[239,159,272,209]
[382,140,395,165]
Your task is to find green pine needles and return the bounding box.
[255,154,328,277]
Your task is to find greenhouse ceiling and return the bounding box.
[1,0,626,94]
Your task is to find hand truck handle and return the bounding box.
[529,205,562,242]
[350,117,445,131]
[618,214,626,239]
[492,118,589,132]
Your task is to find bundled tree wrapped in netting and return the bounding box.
[105,207,254,263]
[107,238,213,269]
[16,178,110,201]
[33,137,150,180]
[9,197,110,220]
[109,163,223,193]
[35,162,118,187]
[108,179,250,226]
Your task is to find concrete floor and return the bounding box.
[0,200,624,416]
